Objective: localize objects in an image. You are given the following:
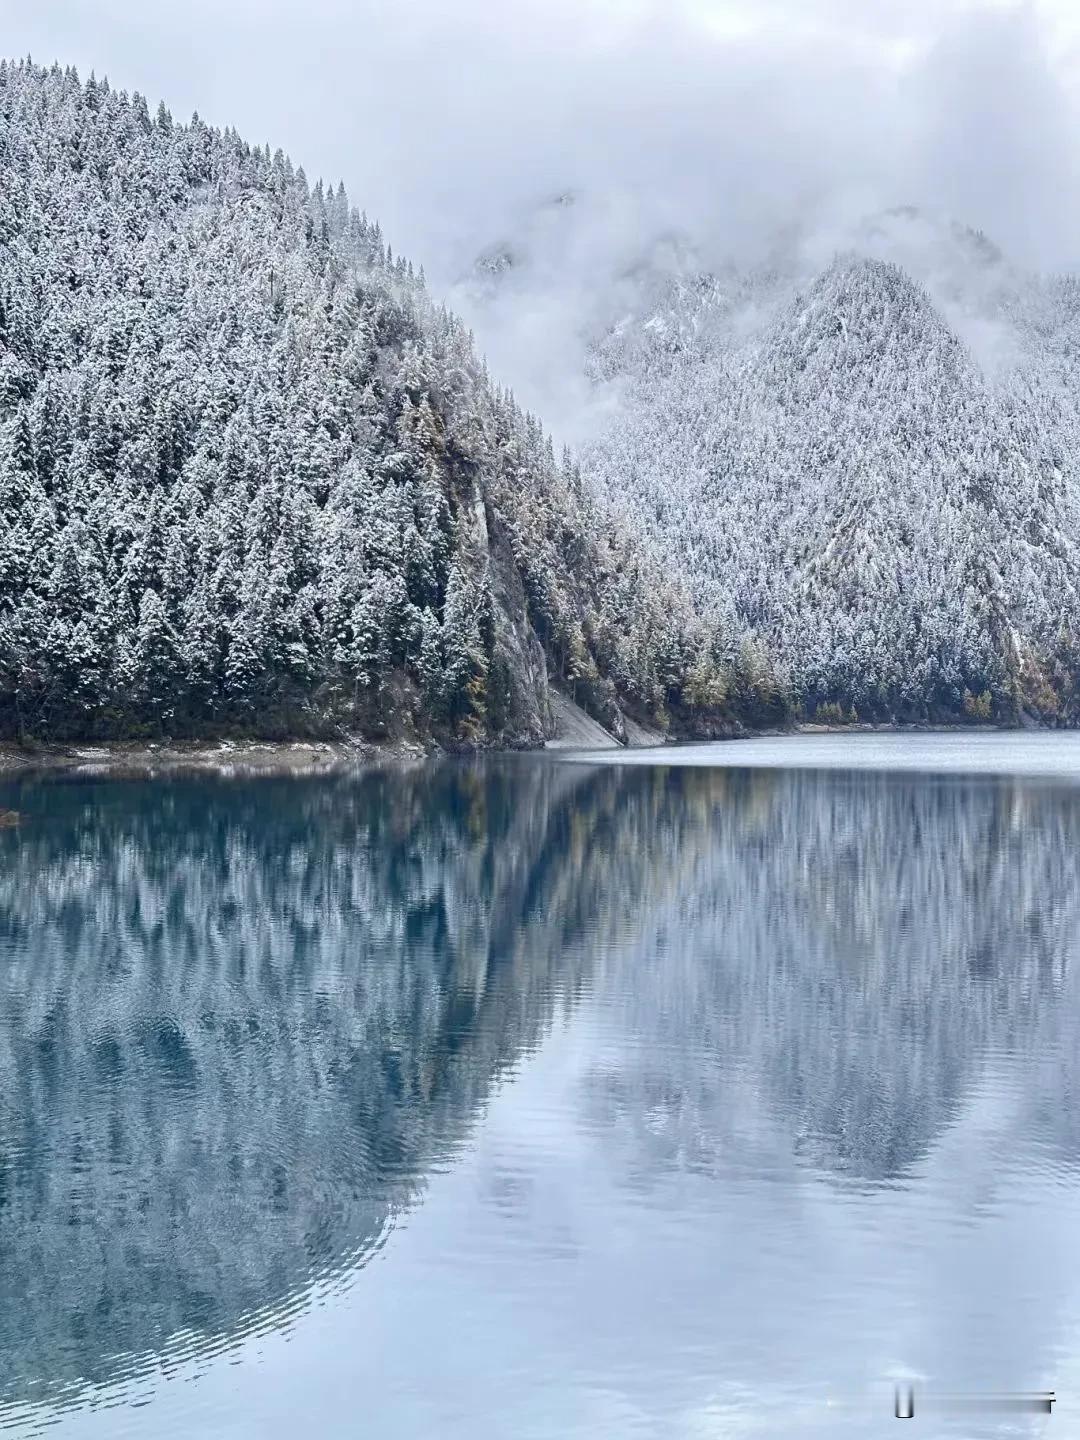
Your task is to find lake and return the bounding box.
[1,733,1079,1438]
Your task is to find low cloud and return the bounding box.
[2,1,1078,432]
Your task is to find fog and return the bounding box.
[3,0,1079,431]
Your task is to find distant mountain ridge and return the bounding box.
[462,199,1080,722]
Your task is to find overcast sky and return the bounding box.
[2,0,1079,288]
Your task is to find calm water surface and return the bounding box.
[2,735,1080,1437]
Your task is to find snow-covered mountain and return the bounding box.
[462,201,1080,722]
[6,56,1076,736]
[0,62,757,745]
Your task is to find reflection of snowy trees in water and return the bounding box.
[0,762,643,1409]
[0,762,1077,1409]
[580,768,1080,1186]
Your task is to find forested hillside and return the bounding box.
[0,61,756,745]
[462,201,1080,724]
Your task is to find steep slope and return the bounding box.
[0,61,752,745]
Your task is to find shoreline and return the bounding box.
[0,736,435,778]
[0,721,1018,779]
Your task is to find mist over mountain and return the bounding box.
[460,198,1080,722]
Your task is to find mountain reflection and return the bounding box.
[0,760,691,1415]
[578,769,1080,1194]
[0,760,1077,1418]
